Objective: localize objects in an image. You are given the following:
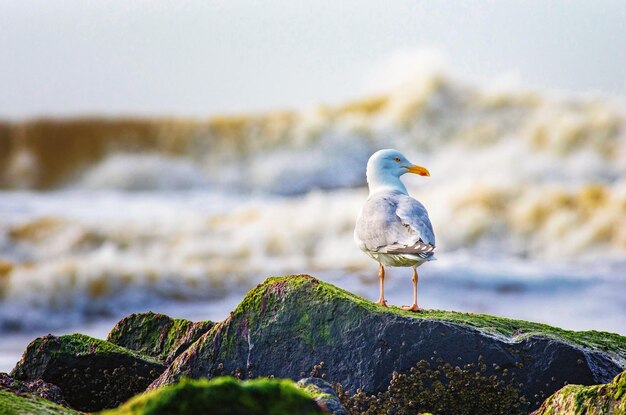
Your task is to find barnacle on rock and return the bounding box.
[333,358,527,415]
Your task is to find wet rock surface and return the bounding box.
[298,377,348,415]
[151,275,626,412]
[4,274,626,414]
[0,372,68,407]
[11,333,165,412]
[107,311,215,365]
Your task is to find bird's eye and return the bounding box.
[394,157,401,162]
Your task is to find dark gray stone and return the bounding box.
[11,333,165,412]
[150,275,626,412]
[0,372,68,407]
[298,378,348,415]
[107,311,215,365]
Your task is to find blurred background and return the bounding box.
[1,0,625,371]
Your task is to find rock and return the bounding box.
[0,390,79,415]
[11,333,166,412]
[107,311,215,364]
[0,372,68,407]
[532,370,626,415]
[101,376,328,415]
[151,275,626,412]
[298,378,348,415]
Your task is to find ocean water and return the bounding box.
[1,74,625,372]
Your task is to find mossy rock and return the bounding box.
[107,312,215,364]
[297,378,347,415]
[532,370,626,415]
[151,275,626,412]
[0,372,68,407]
[0,390,80,415]
[101,377,327,415]
[11,333,166,412]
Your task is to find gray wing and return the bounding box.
[355,191,436,258]
[395,194,435,246]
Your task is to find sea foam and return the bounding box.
[0,73,625,333]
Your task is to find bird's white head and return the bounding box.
[366,149,430,195]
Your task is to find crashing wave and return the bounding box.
[1,74,623,194]
[1,72,625,331]
[74,153,212,191]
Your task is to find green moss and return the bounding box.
[296,313,313,346]
[12,333,166,412]
[107,312,215,364]
[165,319,193,348]
[238,275,626,357]
[300,384,332,400]
[318,320,331,345]
[0,391,79,415]
[110,313,170,355]
[101,377,326,415]
[173,274,625,387]
[534,371,626,415]
[38,333,162,365]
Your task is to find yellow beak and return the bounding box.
[403,164,430,176]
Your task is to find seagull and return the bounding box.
[354,149,436,312]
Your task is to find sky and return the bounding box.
[1,0,625,119]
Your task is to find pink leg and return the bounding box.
[402,266,420,312]
[375,263,388,307]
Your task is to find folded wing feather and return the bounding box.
[356,190,436,259]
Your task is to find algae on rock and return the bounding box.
[102,377,328,415]
[151,275,626,412]
[11,333,165,412]
[532,370,626,415]
[107,311,215,364]
[0,390,80,415]
[0,372,77,414]
[0,372,68,407]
